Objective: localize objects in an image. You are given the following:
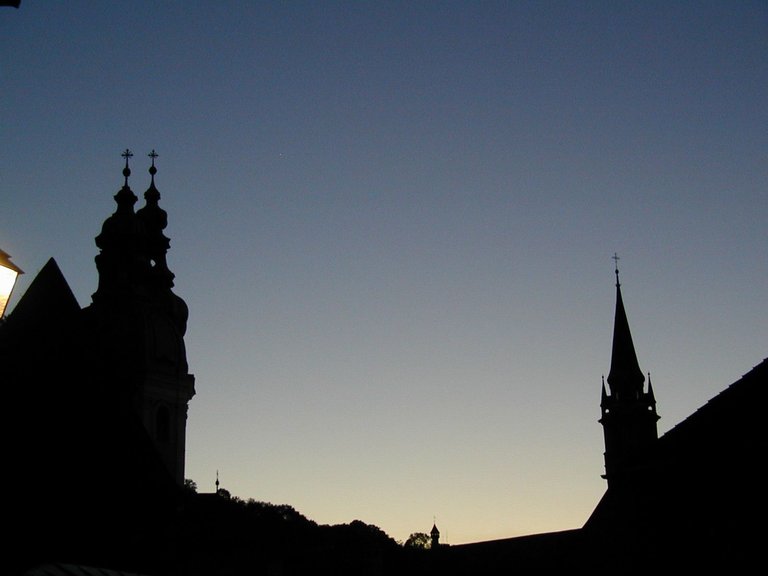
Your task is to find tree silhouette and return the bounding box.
[403,532,430,549]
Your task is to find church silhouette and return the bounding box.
[2,155,765,575]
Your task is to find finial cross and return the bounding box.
[612,252,620,271]
[121,149,134,185]
[148,149,159,181]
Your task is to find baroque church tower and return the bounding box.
[88,150,195,485]
[599,259,659,488]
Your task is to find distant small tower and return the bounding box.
[599,257,659,488]
[430,522,440,549]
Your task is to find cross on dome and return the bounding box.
[121,148,134,186]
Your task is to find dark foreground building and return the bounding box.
[3,152,194,575]
[3,156,765,574]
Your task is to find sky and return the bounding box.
[1,1,766,545]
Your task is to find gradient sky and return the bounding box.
[2,2,766,544]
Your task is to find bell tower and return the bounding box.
[599,257,659,488]
[89,150,195,485]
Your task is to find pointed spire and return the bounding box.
[606,255,645,399]
[599,259,659,487]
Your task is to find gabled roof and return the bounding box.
[584,356,768,570]
[440,529,583,572]
[657,357,768,458]
[2,257,80,334]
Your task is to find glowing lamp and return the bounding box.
[0,248,23,318]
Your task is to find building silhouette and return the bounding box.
[436,268,767,574]
[3,153,194,574]
[430,523,440,549]
[2,156,765,574]
[89,149,195,485]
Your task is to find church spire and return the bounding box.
[606,255,645,400]
[599,256,659,488]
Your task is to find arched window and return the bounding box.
[156,405,170,443]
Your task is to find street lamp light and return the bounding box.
[0,248,23,318]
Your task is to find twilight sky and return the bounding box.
[2,1,766,544]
